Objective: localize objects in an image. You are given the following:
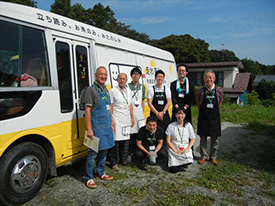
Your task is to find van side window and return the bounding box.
[0,20,49,87]
[56,42,74,113]
[76,46,89,110]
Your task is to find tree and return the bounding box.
[50,0,72,18]
[85,3,150,43]
[85,3,117,32]
[241,58,262,80]
[210,49,239,62]
[2,0,37,7]
[70,3,86,23]
[149,34,210,63]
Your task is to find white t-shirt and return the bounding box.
[147,85,171,99]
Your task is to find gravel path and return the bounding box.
[24,122,275,206]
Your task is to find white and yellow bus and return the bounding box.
[0,2,177,205]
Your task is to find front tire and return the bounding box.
[0,142,48,205]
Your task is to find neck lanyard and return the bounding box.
[132,83,140,100]
[154,85,164,99]
[206,89,215,104]
[176,78,186,93]
[146,130,156,145]
[177,125,184,144]
[95,84,109,104]
[120,87,128,104]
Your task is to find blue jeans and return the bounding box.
[85,149,108,180]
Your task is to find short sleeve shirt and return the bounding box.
[147,85,171,99]
[136,126,163,150]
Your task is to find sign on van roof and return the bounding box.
[0,2,175,62]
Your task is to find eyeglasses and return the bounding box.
[178,70,186,73]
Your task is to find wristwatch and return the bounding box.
[163,111,166,114]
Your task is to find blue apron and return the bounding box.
[91,84,115,150]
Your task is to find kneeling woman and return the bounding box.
[166,108,196,173]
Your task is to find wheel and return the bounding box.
[0,142,48,205]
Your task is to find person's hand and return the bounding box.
[147,151,152,157]
[87,130,94,140]
[175,104,179,109]
[157,111,164,121]
[176,149,185,155]
[153,152,157,157]
[112,120,115,132]
[183,147,190,153]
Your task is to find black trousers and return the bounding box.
[134,147,167,162]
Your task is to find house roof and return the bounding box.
[253,74,275,85]
[185,61,244,70]
[223,73,251,93]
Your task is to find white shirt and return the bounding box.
[147,85,171,99]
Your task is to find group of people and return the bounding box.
[84,64,223,189]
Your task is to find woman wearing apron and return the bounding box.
[196,70,223,166]
[128,67,146,160]
[148,70,171,139]
[110,73,135,171]
[166,108,196,173]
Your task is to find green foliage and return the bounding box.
[219,103,275,137]
[247,90,261,105]
[153,181,215,206]
[50,0,71,17]
[195,160,248,196]
[2,0,36,7]
[210,49,239,62]
[149,34,211,63]
[49,2,150,43]
[70,3,86,22]
[254,79,275,100]
[241,58,263,80]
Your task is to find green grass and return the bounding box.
[193,160,250,196]
[191,103,275,137]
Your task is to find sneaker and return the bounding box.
[86,179,97,189]
[96,174,113,181]
[198,158,206,164]
[212,159,218,165]
[112,164,119,171]
[140,159,146,165]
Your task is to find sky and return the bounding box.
[36,0,275,66]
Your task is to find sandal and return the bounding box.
[86,179,97,189]
[96,174,113,181]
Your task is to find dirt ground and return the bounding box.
[23,122,275,206]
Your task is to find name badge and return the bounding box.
[106,105,110,110]
[178,93,184,98]
[158,100,164,105]
[207,103,213,109]
[149,145,155,151]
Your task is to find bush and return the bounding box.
[254,79,275,100]
[247,90,261,105]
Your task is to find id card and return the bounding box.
[122,126,131,136]
[149,145,156,151]
[138,119,145,129]
[207,103,213,109]
[178,93,184,98]
[158,100,164,105]
[106,105,110,110]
